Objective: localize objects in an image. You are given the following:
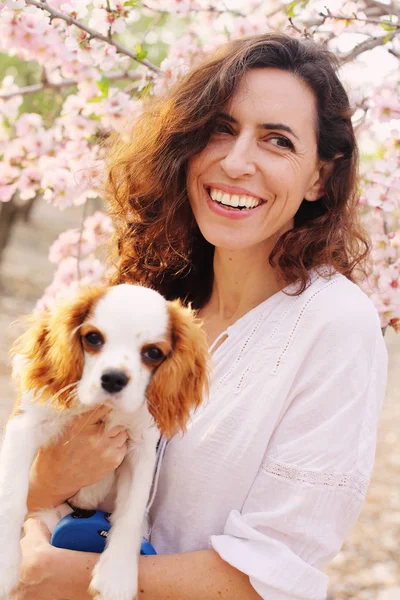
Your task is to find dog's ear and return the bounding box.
[11,287,106,409]
[146,300,209,438]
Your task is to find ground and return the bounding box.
[0,199,399,599]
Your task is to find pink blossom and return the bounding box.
[60,1,89,19]
[0,76,22,121]
[17,166,42,201]
[0,183,17,203]
[15,113,42,137]
[49,229,93,263]
[1,0,26,8]
[57,114,98,140]
[89,7,127,37]
[84,210,114,238]
[369,86,400,122]
[37,256,107,311]
[0,163,19,202]
[371,234,397,262]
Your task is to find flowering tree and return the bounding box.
[0,0,399,329]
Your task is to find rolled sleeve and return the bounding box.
[211,505,328,599]
[210,467,360,600]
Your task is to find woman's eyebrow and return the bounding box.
[216,111,300,141]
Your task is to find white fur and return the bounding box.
[0,284,173,600]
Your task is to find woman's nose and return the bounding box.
[220,138,256,179]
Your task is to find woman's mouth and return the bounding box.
[206,187,264,211]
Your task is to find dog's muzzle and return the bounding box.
[101,369,129,394]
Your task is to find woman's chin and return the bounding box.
[201,230,262,253]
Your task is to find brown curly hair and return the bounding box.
[106,33,369,308]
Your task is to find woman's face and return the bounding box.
[187,68,324,253]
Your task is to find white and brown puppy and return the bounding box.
[0,284,209,600]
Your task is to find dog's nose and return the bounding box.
[101,369,129,394]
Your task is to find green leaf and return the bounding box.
[285,0,299,18]
[87,96,103,103]
[96,75,110,98]
[137,81,152,98]
[1,116,13,131]
[380,21,397,32]
[124,0,138,6]
[135,43,148,61]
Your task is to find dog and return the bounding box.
[0,283,209,600]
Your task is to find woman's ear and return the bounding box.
[146,300,209,439]
[12,287,105,409]
[304,154,343,202]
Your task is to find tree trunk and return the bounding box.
[0,193,40,266]
[19,195,38,223]
[0,195,20,265]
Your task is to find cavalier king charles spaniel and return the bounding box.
[0,283,209,600]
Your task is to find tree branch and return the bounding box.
[141,1,245,17]
[364,0,400,20]
[319,9,400,29]
[338,31,399,64]
[0,70,141,99]
[141,1,281,19]
[25,0,162,74]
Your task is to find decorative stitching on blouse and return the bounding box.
[262,456,369,498]
[211,309,270,399]
[211,272,339,396]
[271,279,338,375]
[234,365,252,394]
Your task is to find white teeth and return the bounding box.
[208,188,262,209]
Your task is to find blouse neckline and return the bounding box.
[208,283,291,356]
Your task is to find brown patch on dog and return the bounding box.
[146,300,209,438]
[11,286,108,410]
[140,339,172,371]
[80,324,105,354]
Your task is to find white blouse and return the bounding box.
[148,271,388,600]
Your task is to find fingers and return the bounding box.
[112,445,128,468]
[111,430,129,449]
[23,518,51,541]
[89,425,128,449]
[65,405,112,438]
[70,410,127,437]
[107,425,128,439]
[80,404,112,425]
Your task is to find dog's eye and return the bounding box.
[84,331,104,347]
[142,346,164,363]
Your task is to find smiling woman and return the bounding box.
[187,68,324,252]
[18,33,388,600]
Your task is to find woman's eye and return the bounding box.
[213,121,233,135]
[142,346,164,362]
[269,136,294,150]
[84,331,104,347]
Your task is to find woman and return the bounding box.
[14,33,387,599]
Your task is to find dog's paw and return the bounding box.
[90,552,138,600]
[0,543,21,599]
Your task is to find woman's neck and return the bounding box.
[204,245,284,327]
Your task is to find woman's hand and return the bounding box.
[28,405,129,511]
[11,518,57,600]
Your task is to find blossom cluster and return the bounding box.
[0,0,399,329]
[359,130,400,331]
[37,210,113,310]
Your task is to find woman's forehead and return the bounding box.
[225,68,318,135]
